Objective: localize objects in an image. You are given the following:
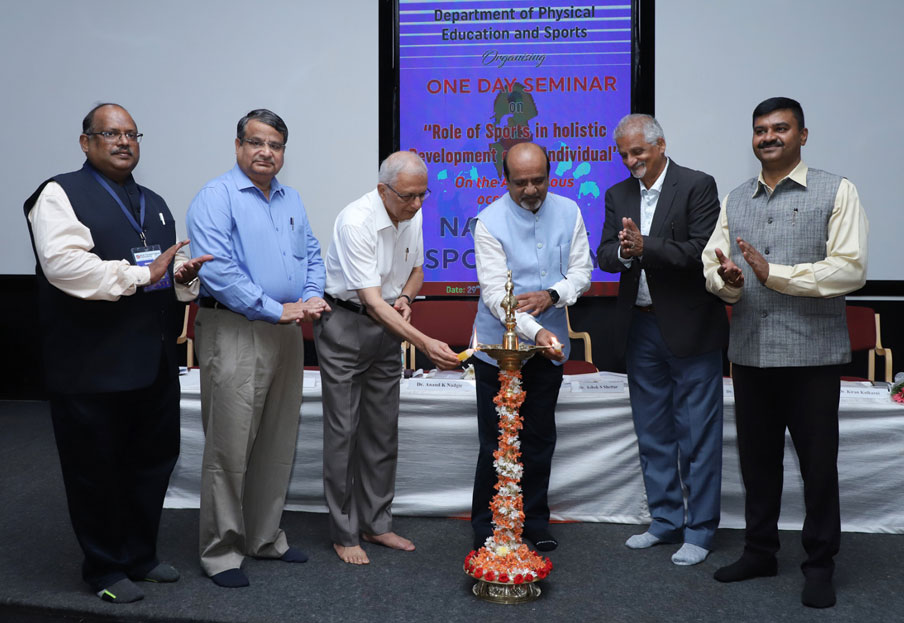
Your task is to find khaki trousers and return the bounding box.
[195,307,305,576]
[314,305,402,546]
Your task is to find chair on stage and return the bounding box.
[844,305,893,382]
[562,308,597,375]
[176,301,199,367]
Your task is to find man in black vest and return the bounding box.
[704,97,868,609]
[24,103,209,604]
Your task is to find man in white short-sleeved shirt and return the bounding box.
[314,151,459,565]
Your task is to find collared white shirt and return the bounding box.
[619,158,670,306]
[28,181,198,302]
[324,188,423,304]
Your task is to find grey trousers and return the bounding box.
[314,305,403,546]
[195,307,305,576]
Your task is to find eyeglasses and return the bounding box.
[240,138,286,152]
[85,130,143,143]
[385,183,431,203]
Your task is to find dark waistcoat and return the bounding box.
[725,168,849,367]
[24,162,180,393]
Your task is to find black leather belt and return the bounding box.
[198,297,236,313]
[634,304,654,313]
[324,294,367,315]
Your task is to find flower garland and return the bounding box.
[464,370,553,584]
[892,378,904,404]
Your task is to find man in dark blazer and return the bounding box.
[597,114,727,566]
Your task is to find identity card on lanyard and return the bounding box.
[92,171,172,292]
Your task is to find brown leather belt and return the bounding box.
[634,304,654,313]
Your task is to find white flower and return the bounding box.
[499,483,521,497]
[493,459,523,479]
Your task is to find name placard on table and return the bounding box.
[839,383,893,404]
[402,378,476,394]
[722,378,892,404]
[565,375,627,393]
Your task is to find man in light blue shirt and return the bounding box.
[186,109,329,588]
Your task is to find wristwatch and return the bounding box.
[546,288,560,305]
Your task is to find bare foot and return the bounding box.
[333,543,369,565]
[361,531,416,551]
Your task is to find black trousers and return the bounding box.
[471,356,563,538]
[50,357,180,591]
[732,364,841,579]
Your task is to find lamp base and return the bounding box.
[471,579,541,604]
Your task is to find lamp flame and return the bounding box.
[456,328,480,362]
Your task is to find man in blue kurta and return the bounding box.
[186,109,329,588]
[470,142,592,552]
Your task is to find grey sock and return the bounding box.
[97,578,144,603]
[672,543,710,566]
[142,562,180,583]
[625,532,662,549]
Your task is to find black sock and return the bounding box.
[802,577,836,608]
[211,568,249,588]
[713,554,777,583]
[280,547,308,563]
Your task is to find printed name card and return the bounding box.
[569,378,626,393]
[404,378,475,394]
[839,385,893,403]
[722,379,894,404]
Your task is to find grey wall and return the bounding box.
[656,1,903,281]
[2,0,378,273]
[2,0,900,280]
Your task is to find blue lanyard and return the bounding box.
[91,171,147,246]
